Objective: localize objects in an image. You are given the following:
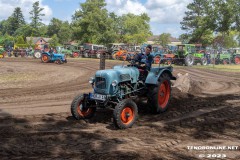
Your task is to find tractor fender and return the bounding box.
[145,67,176,85]
[42,52,51,56]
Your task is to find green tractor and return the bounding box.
[212,49,235,65]
[174,44,207,66]
[231,48,240,65]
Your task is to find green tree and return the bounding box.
[29,1,45,29]
[158,33,171,47]
[213,30,238,48]
[58,21,72,44]
[16,36,25,44]
[233,0,240,31]
[180,0,216,45]
[0,7,25,35]
[0,19,12,35]
[14,24,35,37]
[47,18,63,37]
[120,13,151,44]
[48,34,59,48]
[10,7,25,33]
[38,25,48,37]
[72,0,117,44]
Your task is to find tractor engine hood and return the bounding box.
[94,66,139,95]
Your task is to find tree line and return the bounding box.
[180,0,240,48]
[0,0,152,48]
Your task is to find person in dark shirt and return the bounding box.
[135,44,154,71]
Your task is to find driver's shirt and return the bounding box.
[135,52,153,71]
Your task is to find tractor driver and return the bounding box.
[134,44,154,71]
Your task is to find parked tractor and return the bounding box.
[70,54,176,129]
[82,43,105,58]
[161,44,178,65]
[41,50,67,64]
[212,49,235,65]
[231,48,240,64]
[174,44,207,66]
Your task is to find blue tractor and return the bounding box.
[41,50,67,64]
[71,57,176,129]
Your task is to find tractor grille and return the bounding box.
[120,74,130,81]
[95,77,106,89]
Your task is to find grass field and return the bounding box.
[191,64,240,72]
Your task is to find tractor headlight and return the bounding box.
[89,77,95,84]
[112,80,118,87]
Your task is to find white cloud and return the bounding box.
[146,0,192,24]
[106,0,146,16]
[0,0,52,24]
[106,0,192,36]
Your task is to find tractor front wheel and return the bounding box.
[71,94,96,120]
[83,51,89,58]
[201,57,207,65]
[113,99,138,129]
[148,74,171,113]
[41,54,50,63]
[55,59,63,64]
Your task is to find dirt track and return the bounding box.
[0,58,239,159]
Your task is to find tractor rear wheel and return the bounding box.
[113,99,138,129]
[148,74,171,113]
[235,56,240,64]
[41,54,50,63]
[72,52,79,58]
[185,55,194,66]
[154,55,161,64]
[71,94,96,120]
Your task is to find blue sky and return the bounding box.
[0,0,192,38]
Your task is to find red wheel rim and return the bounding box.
[73,52,78,58]
[77,100,93,117]
[154,56,160,64]
[167,60,172,65]
[235,57,240,64]
[42,55,48,62]
[158,80,170,108]
[121,107,134,124]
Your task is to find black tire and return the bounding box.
[71,94,96,120]
[223,59,229,65]
[185,54,194,66]
[112,51,117,59]
[14,53,18,57]
[113,99,138,129]
[201,57,207,65]
[84,51,89,58]
[41,54,50,63]
[55,59,63,64]
[148,74,171,113]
